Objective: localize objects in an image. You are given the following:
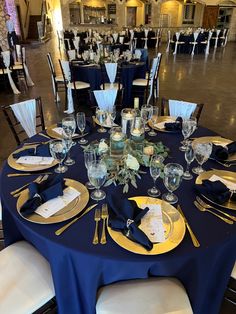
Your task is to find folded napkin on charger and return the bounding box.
[211,141,236,161]
[20,175,65,217]
[164,117,183,131]
[13,144,51,159]
[107,193,153,251]
[195,179,236,205]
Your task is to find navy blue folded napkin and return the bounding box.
[20,175,65,217]
[211,141,236,161]
[165,117,183,132]
[107,193,153,251]
[13,144,51,159]
[195,179,236,205]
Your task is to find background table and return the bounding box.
[1,126,236,314]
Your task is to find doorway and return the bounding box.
[127,7,137,27]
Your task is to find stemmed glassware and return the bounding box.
[88,160,107,201]
[84,148,97,190]
[192,142,212,174]
[96,108,107,133]
[49,140,68,173]
[148,106,159,136]
[62,116,76,166]
[183,141,195,180]
[179,118,197,151]
[141,104,153,132]
[147,155,164,197]
[76,112,88,144]
[162,163,183,204]
[108,106,116,133]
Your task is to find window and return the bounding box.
[183,3,196,24]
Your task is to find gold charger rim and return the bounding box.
[16,179,89,224]
[46,124,63,139]
[107,196,186,255]
[195,170,236,210]
[149,116,178,133]
[192,136,236,162]
[8,145,58,172]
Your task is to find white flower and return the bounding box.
[126,154,140,171]
[98,140,108,154]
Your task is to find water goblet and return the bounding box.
[88,160,107,201]
[183,142,195,180]
[96,108,107,133]
[141,104,153,132]
[76,112,88,144]
[147,155,164,197]
[148,106,159,136]
[84,148,97,190]
[162,163,183,204]
[179,118,197,151]
[49,140,68,174]
[62,117,76,165]
[192,142,213,174]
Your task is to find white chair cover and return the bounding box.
[1,51,20,94]
[22,48,34,86]
[10,99,37,137]
[105,63,117,85]
[60,60,74,114]
[113,33,118,43]
[67,49,76,61]
[94,89,117,112]
[169,100,197,118]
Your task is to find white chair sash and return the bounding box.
[147,57,159,105]
[173,32,180,55]
[134,49,142,60]
[113,33,118,43]
[10,99,36,137]
[67,49,76,61]
[1,51,20,94]
[144,29,149,38]
[205,31,213,55]
[119,36,124,44]
[193,31,199,41]
[22,48,34,86]
[105,63,117,85]
[94,89,117,112]
[15,44,21,62]
[60,60,71,81]
[73,37,80,50]
[169,100,197,118]
[214,29,221,48]
[60,60,74,114]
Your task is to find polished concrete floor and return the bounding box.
[0,36,236,167]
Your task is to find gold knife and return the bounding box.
[8,172,53,177]
[177,205,200,248]
[55,204,98,236]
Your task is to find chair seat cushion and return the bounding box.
[12,64,24,70]
[100,83,123,90]
[55,75,64,82]
[67,81,90,89]
[132,78,148,86]
[96,277,193,314]
[231,262,236,280]
[0,241,55,314]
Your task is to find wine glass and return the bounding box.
[192,142,213,174]
[162,163,183,204]
[183,141,195,180]
[148,106,159,136]
[141,104,153,132]
[84,148,96,190]
[179,118,197,151]
[147,155,164,197]
[96,108,107,133]
[49,140,68,173]
[88,160,107,201]
[76,112,88,144]
[62,117,76,165]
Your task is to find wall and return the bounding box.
[15,0,30,39]
[0,0,8,50]
[29,0,42,15]
[160,0,181,27]
[126,0,145,26]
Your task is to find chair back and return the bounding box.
[161,98,203,122]
[67,49,76,61]
[101,63,122,90]
[47,52,56,76]
[90,88,123,113]
[59,59,71,82]
[2,97,45,145]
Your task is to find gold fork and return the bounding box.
[196,196,236,222]
[11,174,48,196]
[23,141,49,146]
[93,208,101,245]
[100,204,108,244]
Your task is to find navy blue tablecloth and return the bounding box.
[1,126,236,314]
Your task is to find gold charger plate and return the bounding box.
[46,124,63,139]
[107,196,186,255]
[196,170,236,210]
[192,136,236,162]
[149,116,177,133]
[16,179,89,224]
[8,145,58,172]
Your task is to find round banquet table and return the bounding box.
[72,61,146,107]
[1,125,236,314]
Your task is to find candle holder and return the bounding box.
[121,108,136,138]
[110,127,126,159]
[130,117,145,151]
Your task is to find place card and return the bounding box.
[52,127,79,137]
[154,118,175,129]
[16,156,54,165]
[139,204,165,243]
[35,187,81,218]
[209,174,236,191]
